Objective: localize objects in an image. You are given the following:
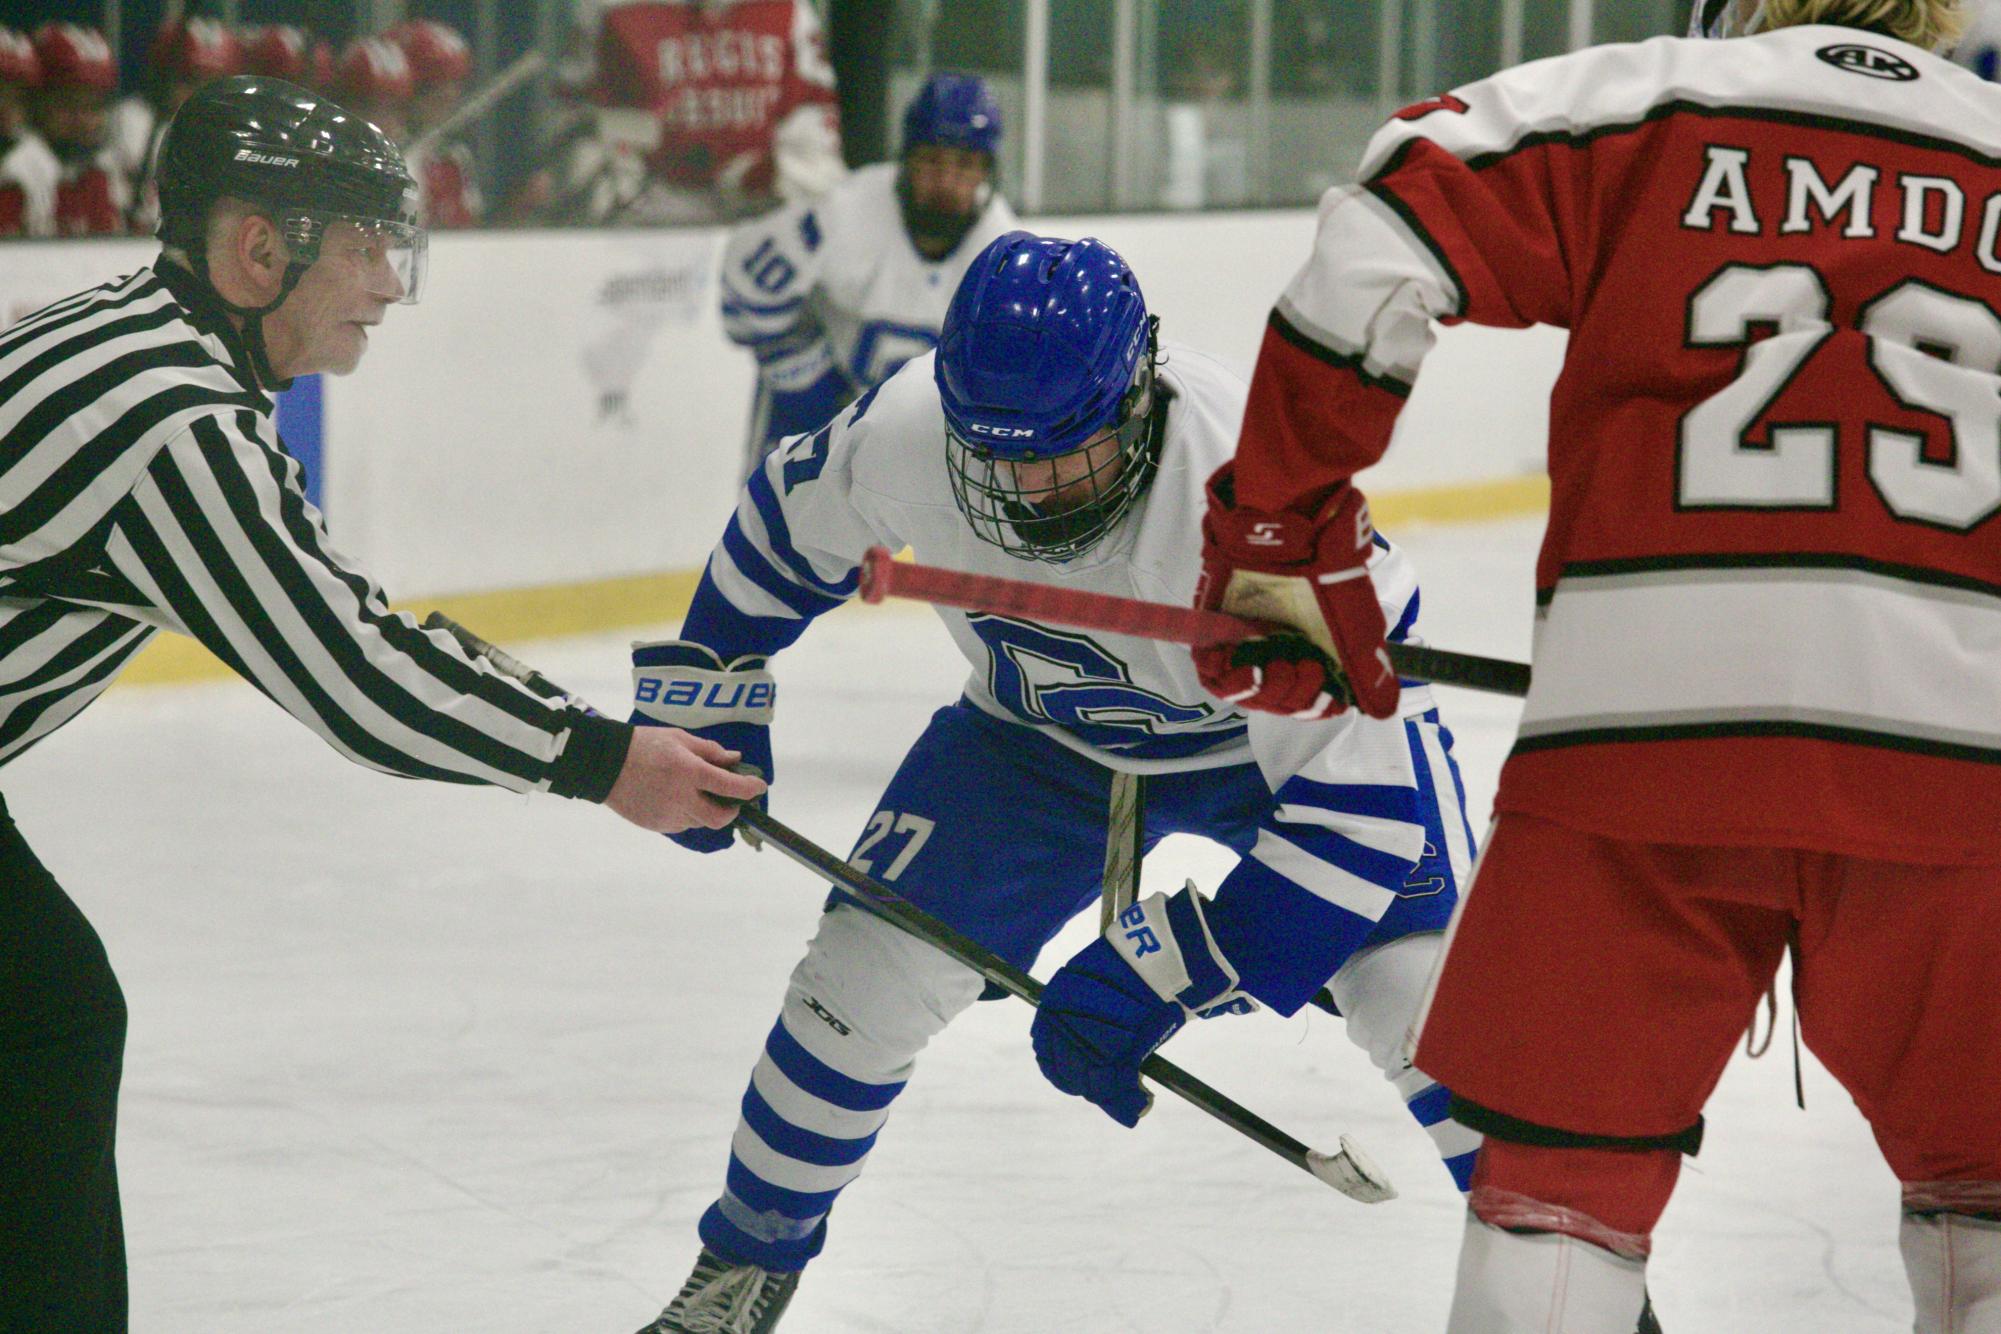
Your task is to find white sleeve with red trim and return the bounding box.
[1234,28,1964,514]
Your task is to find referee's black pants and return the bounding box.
[0,796,129,1333]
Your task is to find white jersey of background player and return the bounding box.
[622,232,1482,1333]
[719,72,1018,478]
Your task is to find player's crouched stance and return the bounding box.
[625,232,1483,1332]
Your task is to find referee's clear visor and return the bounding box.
[286,213,429,305]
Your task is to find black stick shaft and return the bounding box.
[733,804,1334,1180]
[423,612,1373,1195]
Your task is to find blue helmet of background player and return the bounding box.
[897,71,1001,260]
[902,71,1002,157]
[938,230,1162,563]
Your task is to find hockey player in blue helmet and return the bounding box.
[628,228,1488,1331]
[938,227,1160,561]
[717,70,1016,476]
[896,69,1002,259]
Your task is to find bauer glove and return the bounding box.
[630,640,775,853]
[1032,884,1257,1127]
[1193,461,1399,720]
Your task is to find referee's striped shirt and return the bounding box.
[0,259,629,798]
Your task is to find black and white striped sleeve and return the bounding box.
[100,407,630,799]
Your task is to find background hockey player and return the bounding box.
[578,0,844,224]
[1193,1,2001,1330]
[27,23,130,235]
[719,71,1016,476]
[624,230,1481,1333]
[0,75,763,1331]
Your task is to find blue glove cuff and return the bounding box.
[631,638,775,729]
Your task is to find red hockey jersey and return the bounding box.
[591,0,839,208]
[1232,25,2001,865]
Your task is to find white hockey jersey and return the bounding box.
[677,342,1462,1011]
[719,162,1019,461]
[684,342,1430,781]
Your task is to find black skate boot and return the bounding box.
[634,1247,801,1334]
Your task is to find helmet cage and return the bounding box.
[946,319,1161,563]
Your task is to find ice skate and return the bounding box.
[634,1247,800,1334]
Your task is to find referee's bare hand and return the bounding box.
[605,727,767,834]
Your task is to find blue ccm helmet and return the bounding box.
[898,71,1002,257]
[937,231,1161,563]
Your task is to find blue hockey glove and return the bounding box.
[630,640,775,853]
[1031,885,1257,1127]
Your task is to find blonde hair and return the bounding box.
[1756,0,1966,51]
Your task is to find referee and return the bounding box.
[0,76,762,1331]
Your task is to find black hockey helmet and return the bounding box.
[157,74,424,304]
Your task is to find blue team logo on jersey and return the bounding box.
[968,615,1228,754]
[1816,43,1919,81]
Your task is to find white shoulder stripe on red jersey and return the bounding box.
[1519,559,2001,761]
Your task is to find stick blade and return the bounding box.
[1306,1134,1398,1203]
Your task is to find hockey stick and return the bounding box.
[857,547,1532,699]
[1098,771,1145,932]
[420,611,1396,1204]
[408,50,549,157]
[730,802,1394,1203]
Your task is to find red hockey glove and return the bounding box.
[1193,463,1399,720]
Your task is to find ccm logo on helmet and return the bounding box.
[968,423,1037,439]
[233,148,301,167]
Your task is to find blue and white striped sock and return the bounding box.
[698,1014,906,1271]
[1397,1068,1482,1192]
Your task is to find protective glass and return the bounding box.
[285,212,429,304]
[945,360,1160,563]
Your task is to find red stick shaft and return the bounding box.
[858,546,1262,647]
[856,546,1534,699]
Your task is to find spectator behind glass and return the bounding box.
[28,24,128,235]
[111,18,243,235]
[391,19,482,228]
[332,36,415,145]
[0,27,57,238]
[243,25,335,92]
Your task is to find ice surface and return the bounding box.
[6,517,1909,1331]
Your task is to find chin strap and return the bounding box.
[181,237,311,391]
